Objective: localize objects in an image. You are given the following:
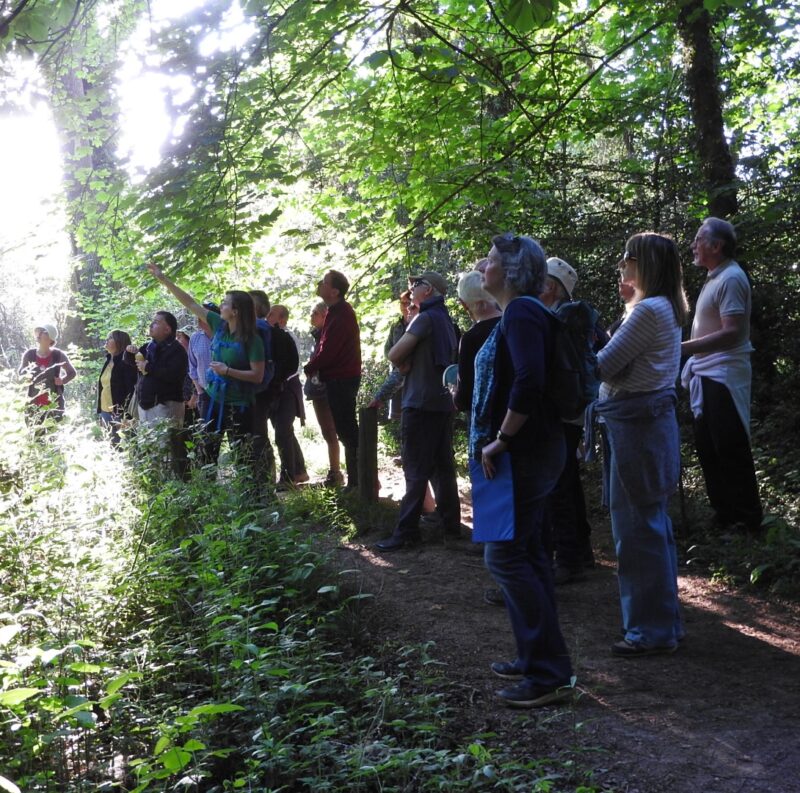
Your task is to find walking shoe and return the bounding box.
[323,470,344,487]
[490,661,523,680]
[611,639,677,658]
[496,680,574,709]
[375,534,421,552]
[483,588,505,607]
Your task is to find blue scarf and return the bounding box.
[469,323,500,460]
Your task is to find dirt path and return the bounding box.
[334,468,800,793]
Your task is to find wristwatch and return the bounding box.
[497,430,514,444]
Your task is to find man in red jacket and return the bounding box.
[304,270,362,488]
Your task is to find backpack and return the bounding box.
[266,324,299,396]
[253,319,276,394]
[502,297,601,422]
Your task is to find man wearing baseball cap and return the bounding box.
[376,271,460,551]
[18,323,77,426]
[540,257,607,584]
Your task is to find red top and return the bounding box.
[33,354,54,405]
[305,299,361,381]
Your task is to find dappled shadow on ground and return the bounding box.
[333,466,800,793]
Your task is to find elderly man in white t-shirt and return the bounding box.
[681,217,763,532]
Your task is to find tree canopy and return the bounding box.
[1,0,799,375]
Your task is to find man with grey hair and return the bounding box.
[681,217,763,532]
[376,271,460,551]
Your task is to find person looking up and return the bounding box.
[19,323,76,425]
[304,302,343,486]
[266,304,308,486]
[587,232,689,656]
[304,270,362,489]
[681,217,763,533]
[147,264,264,476]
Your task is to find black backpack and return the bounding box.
[502,297,601,421]
[267,325,299,395]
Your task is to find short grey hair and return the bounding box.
[457,270,493,306]
[491,233,547,297]
[702,217,736,259]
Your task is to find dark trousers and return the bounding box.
[269,381,306,481]
[693,377,762,529]
[547,423,593,571]
[325,376,361,487]
[251,390,277,485]
[484,444,572,688]
[394,408,460,540]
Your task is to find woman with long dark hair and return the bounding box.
[471,233,573,709]
[587,232,689,656]
[97,329,137,444]
[147,264,264,467]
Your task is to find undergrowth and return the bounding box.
[0,373,600,792]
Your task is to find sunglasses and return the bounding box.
[410,279,430,289]
[622,250,637,262]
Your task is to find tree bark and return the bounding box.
[677,0,738,219]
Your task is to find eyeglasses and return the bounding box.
[410,279,430,290]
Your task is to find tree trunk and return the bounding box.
[677,0,738,219]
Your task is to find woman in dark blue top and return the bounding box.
[472,233,573,709]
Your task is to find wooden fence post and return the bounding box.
[358,406,378,502]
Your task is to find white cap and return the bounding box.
[546,258,578,299]
[34,323,58,342]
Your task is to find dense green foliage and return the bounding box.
[0,378,607,791]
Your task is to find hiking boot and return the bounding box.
[611,639,677,658]
[375,534,421,552]
[323,470,344,487]
[496,680,575,709]
[490,661,523,680]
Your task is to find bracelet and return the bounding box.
[497,430,514,444]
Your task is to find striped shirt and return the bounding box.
[188,330,212,389]
[598,296,681,399]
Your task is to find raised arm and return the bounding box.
[148,263,207,320]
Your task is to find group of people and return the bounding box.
[18,217,762,712]
[457,218,760,709]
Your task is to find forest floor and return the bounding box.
[327,461,800,793]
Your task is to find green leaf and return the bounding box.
[0,688,41,707]
[182,739,206,752]
[161,748,192,773]
[106,671,142,695]
[69,662,102,674]
[185,703,245,719]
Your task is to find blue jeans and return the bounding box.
[606,421,683,648]
[484,435,572,688]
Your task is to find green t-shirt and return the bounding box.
[205,311,264,406]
